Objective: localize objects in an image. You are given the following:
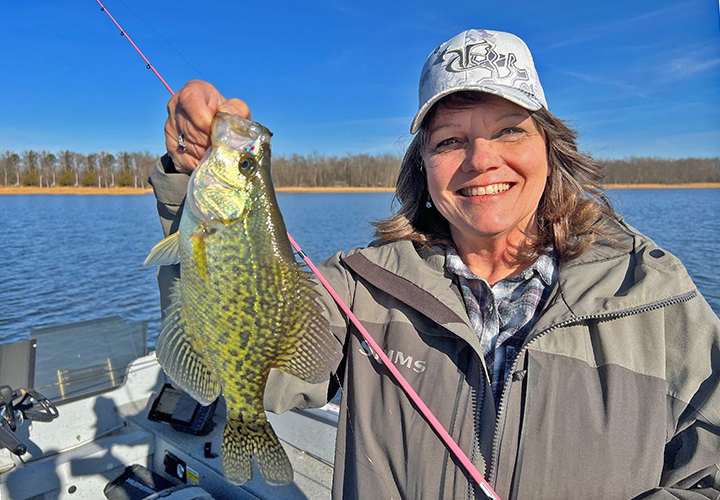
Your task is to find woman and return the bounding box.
[150,30,720,499]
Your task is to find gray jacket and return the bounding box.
[149,157,720,500]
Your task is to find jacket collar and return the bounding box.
[343,217,697,345]
[553,218,696,322]
[343,241,484,352]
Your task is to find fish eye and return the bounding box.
[238,157,258,176]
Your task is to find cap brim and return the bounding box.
[410,86,544,135]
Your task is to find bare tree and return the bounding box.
[82,153,99,187]
[131,152,156,188]
[0,151,20,186]
[21,150,41,186]
[600,157,720,185]
[40,152,58,187]
[271,152,402,188]
[5,147,720,189]
[58,150,76,186]
[117,151,134,186]
[98,152,117,188]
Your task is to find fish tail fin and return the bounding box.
[223,418,293,486]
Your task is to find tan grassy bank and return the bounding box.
[1,184,718,195]
[604,183,720,189]
[0,186,396,195]
[275,187,395,193]
[0,186,153,195]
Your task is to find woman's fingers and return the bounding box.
[218,98,251,120]
[164,81,251,174]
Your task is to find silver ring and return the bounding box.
[177,132,187,153]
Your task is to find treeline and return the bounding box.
[272,153,401,187]
[600,157,720,185]
[0,150,156,189]
[1,150,718,188]
[0,149,403,189]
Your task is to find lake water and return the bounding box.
[0,189,718,347]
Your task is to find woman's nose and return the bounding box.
[463,138,502,173]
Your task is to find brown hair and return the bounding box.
[372,92,618,263]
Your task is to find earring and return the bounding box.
[425,194,433,209]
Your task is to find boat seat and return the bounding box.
[105,464,217,500]
[142,485,216,500]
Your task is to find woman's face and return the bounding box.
[421,94,549,249]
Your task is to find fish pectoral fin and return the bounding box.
[144,232,181,267]
[223,418,292,486]
[273,270,342,384]
[155,291,221,405]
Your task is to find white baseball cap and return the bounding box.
[410,29,548,134]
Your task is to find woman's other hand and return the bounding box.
[164,80,251,173]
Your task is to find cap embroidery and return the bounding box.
[442,41,531,89]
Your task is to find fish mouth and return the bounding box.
[458,183,513,197]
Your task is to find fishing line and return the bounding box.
[93,3,500,497]
[95,0,174,94]
[113,0,206,80]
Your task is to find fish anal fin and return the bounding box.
[273,272,342,384]
[144,232,181,267]
[155,293,221,405]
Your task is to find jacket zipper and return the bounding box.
[440,367,468,500]
[467,367,487,500]
[486,290,698,491]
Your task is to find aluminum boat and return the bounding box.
[0,316,338,500]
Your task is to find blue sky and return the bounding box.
[1,0,719,159]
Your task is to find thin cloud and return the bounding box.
[666,54,720,80]
[288,116,412,130]
[567,102,664,119]
[552,67,650,98]
[633,40,720,83]
[567,101,704,120]
[544,0,701,50]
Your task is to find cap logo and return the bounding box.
[442,40,530,87]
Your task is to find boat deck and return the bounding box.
[1,352,338,500]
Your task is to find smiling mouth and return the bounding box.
[458,183,513,197]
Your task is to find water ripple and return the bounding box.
[1,190,718,348]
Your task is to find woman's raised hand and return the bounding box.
[164,80,251,173]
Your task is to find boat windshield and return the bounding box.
[30,316,148,403]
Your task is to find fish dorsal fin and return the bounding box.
[144,232,181,267]
[155,288,221,405]
[272,265,342,384]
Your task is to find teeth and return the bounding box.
[460,183,511,197]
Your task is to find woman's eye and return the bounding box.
[498,127,525,138]
[435,137,462,149]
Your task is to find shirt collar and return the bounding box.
[445,246,557,287]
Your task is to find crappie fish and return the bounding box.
[145,113,341,485]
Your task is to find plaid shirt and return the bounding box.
[445,247,557,408]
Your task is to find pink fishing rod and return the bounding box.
[95,0,174,95]
[287,234,500,500]
[95,4,500,498]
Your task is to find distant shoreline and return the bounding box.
[0,183,718,195]
[603,183,720,189]
[0,186,397,195]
